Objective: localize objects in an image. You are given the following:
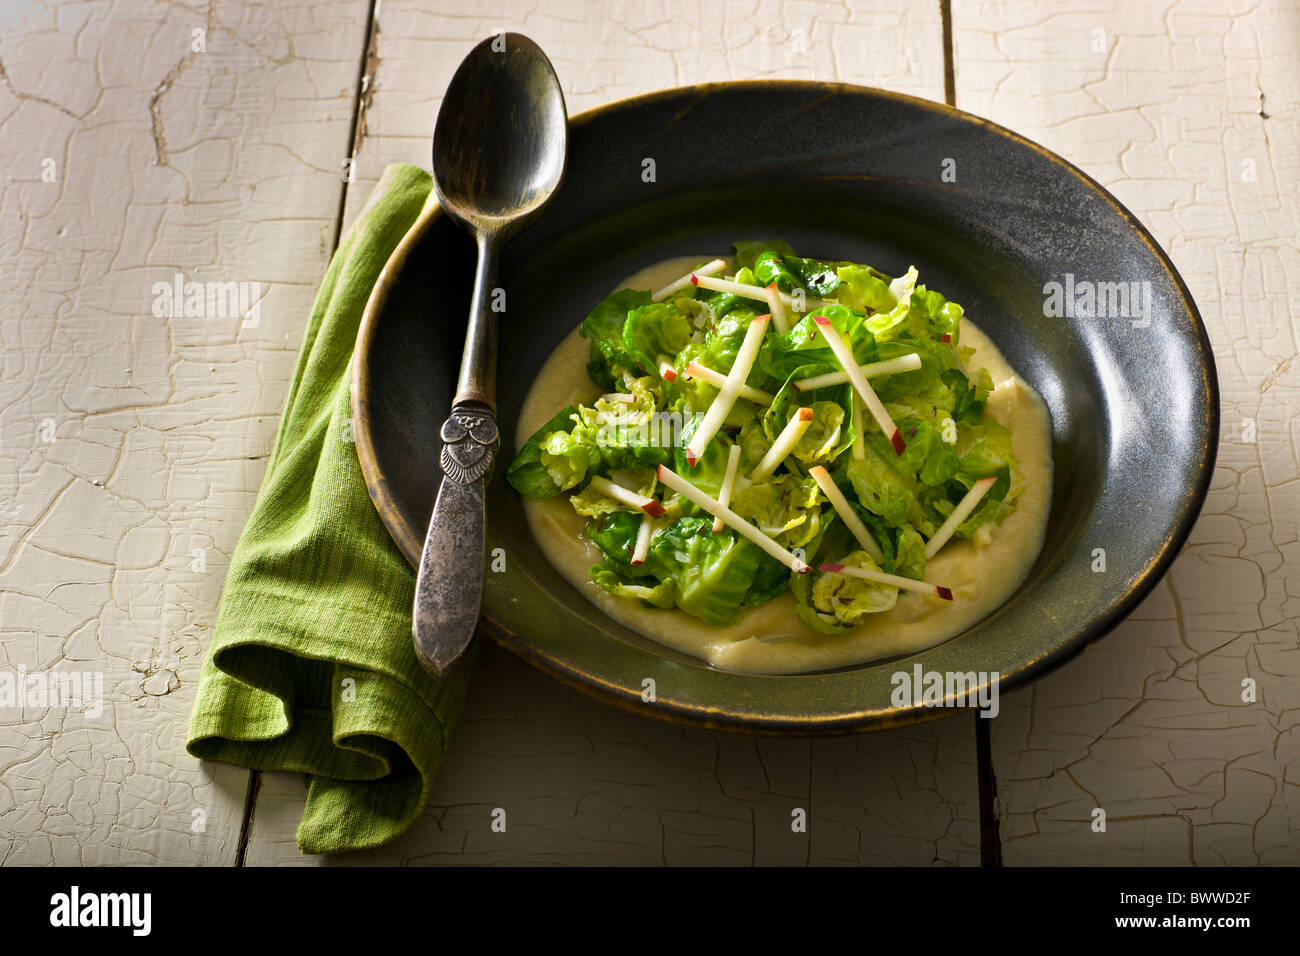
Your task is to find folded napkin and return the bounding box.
[187,163,476,855]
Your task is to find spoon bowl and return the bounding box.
[432,33,568,235]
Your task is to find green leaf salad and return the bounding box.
[508,241,1023,634]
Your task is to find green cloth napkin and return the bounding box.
[187,163,476,855]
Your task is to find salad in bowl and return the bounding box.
[506,241,1051,673]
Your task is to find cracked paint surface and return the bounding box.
[334,0,948,228]
[0,1,371,864]
[246,642,980,865]
[953,0,1300,864]
[13,0,1287,867]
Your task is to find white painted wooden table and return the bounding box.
[0,0,1294,866]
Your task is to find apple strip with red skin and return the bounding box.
[656,354,678,382]
[811,314,905,455]
[690,273,837,313]
[683,313,770,465]
[764,282,792,334]
[749,407,814,482]
[652,257,727,302]
[657,465,811,573]
[817,562,954,601]
[807,465,884,564]
[924,475,998,559]
[683,361,774,404]
[792,353,923,391]
[630,512,654,565]
[713,443,742,533]
[586,474,665,517]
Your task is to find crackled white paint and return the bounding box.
[0,1,371,864]
[953,0,1300,865]
[246,642,981,866]
[336,0,949,227]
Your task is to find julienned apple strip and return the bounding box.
[683,313,770,465]
[630,512,654,565]
[586,474,665,517]
[749,407,813,482]
[652,258,727,302]
[811,314,905,456]
[657,465,811,573]
[817,562,954,601]
[850,392,866,461]
[690,273,838,313]
[792,353,923,391]
[683,361,774,404]
[712,444,742,533]
[924,475,998,559]
[764,282,791,334]
[807,465,885,564]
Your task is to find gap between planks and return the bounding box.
[939,0,1002,867]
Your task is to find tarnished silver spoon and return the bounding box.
[414,33,567,677]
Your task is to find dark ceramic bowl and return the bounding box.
[352,81,1217,733]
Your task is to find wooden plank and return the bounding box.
[245,642,979,865]
[250,0,982,868]
[952,0,1300,864]
[0,1,372,864]
[337,0,953,227]
[245,0,982,865]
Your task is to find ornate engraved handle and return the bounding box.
[412,402,500,677]
[438,403,499,484]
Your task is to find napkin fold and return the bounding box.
[187,163,476,855]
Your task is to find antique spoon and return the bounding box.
[414,33,567,677]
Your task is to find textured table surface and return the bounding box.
[0,0,1295,865]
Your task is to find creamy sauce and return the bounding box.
[518,256,1054,675]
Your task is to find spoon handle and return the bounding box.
[412,232,501,677]
[454,233,499,409]
[413,403,499,677]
